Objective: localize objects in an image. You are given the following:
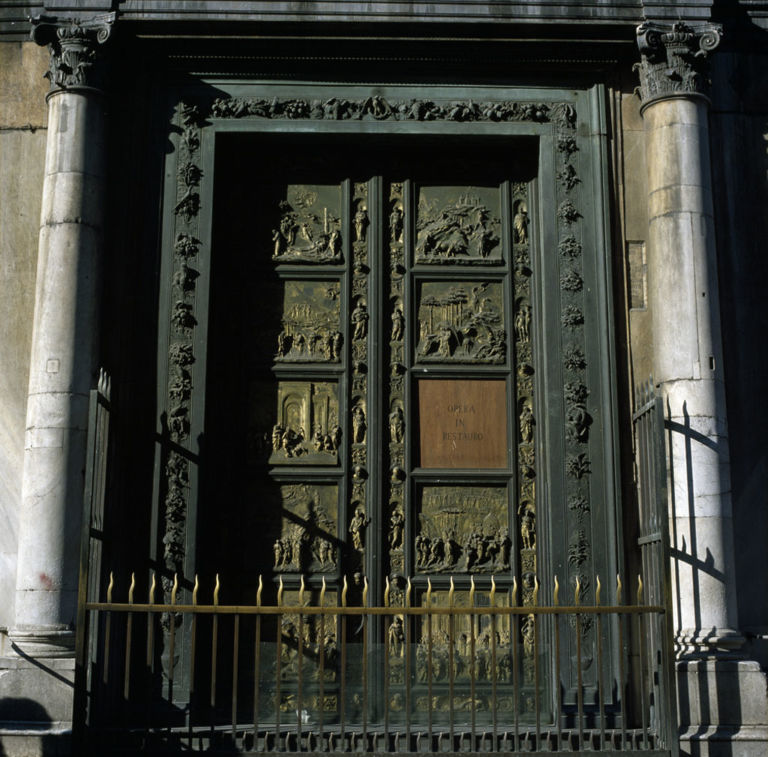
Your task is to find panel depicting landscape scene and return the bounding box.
[415,185,502,266]
[270,184,343,264]
[273,280,343,363]
[415,281,506,364]
[415,486,510,574]
[271,483,339,574]
[248,380,341,465]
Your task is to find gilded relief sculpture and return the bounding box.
[275,281,343,363]
[415,188,501,265]
[416,487,510,574]
[267,382,341,464]
[271,185,343,264]
[417,281,506,363]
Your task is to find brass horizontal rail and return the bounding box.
[85,602,665,615]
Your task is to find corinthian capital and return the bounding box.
[634,21,722,109]
[31,13,115,94]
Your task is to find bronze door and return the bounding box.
[202,137,542,723]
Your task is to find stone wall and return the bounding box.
[0,41,48,638]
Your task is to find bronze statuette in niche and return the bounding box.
[416,281,506,364]
[416,187,502,265]
[271,185,342,264]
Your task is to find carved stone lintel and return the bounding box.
[31,14,115,94]
[634,21,722,109]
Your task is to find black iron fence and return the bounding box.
[75,572,675,755]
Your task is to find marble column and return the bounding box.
[10,15,113,658]
[635,22,743,656]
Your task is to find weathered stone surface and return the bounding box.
[0,42,48,634]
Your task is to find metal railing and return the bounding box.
[75,572,675,755]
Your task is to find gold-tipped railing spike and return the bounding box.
[341,575,348,607]
[193,575,199,605]
[406,577,412,608]
[533,575,540,606]
[149,573,156,604]
[426,577,433,607]
[449,576,455,607]
[299,575,306,606]
[490,576,496,605]
[469,575,476,606]
[596,575,602,606]
[320,576,326,607]
[277,576,284,607]
[362,576,369,607]
[256,575,263,607]
[171,573,179,605]
[384,576,391,608]
[107,572,114,603]
[574,576,581,606]
[553,575,560,607]
[511,576,518,607]
[128,573,136,604]
[214,574,221,606]
[616,574,623,605]
[637,574,644,604]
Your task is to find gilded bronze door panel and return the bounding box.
[199,139,546,723]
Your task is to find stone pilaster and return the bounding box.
[8,14,113,659]
[634,21,744,658]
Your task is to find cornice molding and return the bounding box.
[31,13,115,95]
[634,21,722,110]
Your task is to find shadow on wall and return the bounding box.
[0,699,68,757]
[666,401,745,757]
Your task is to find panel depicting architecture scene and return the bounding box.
[248,379,341,466]
[415,280,506,364]
[415,485,511,574]
[271,184,343,264]
[415,184,503,265]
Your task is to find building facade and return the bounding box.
[1,1,768,755]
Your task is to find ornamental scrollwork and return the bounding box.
[31,13,114,93]
[634,21,722,107]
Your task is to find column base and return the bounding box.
[677,659,768,756]
[675,627,746,658]
[7,628,75,659]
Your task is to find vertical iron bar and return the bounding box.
[597,613,605,750]
[340,615,346,750]
[470,610,476,749]
[405,608,411,748]
[427,611,433,747]
[253,613,261,749]
[362,611,368,748]
[275,612,282,751]
[637,611,649,749]
[554,612,561,750]
[318,611,325,746]
[384,614,390,746]
[211,610,218,736]
[297,613,304,752]
[189,610,197,747]
[534,613,541,749]
[449,610,455,747]
[232,614,240,740]
[168,613,176,712]
[511,613,519,753]
[575,613,583,748]
[618,611,627,750]
[491,611,498,750]
[124,611,133,701]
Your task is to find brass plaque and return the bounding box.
[418,379,508,468]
